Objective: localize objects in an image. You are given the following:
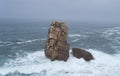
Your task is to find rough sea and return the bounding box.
[0,20,120,76]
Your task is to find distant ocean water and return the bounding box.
[0,20,120,76]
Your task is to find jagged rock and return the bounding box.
[72,48,94,61]
[45,21,70,61]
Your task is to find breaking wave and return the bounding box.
[0,49,120,76]
[0,41,14,47]
[69,34,88,38]
[72,38,79,42]
[0,38,46,46]
[16,38,46,45]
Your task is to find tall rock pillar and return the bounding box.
[45,21,70,61]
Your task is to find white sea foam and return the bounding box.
[102,27,120,38]
[0,41,14,46]
[69,34,88,38]
[72,38,79,42]
[69,34,81,37]
[0,49,120,76]
[17,38,46,44]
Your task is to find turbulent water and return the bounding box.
[0,20,120,76]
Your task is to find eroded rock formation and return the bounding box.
[45,21,70,61]
[72,48,94,61]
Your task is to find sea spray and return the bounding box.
[0,49,120,76]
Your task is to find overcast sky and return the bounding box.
[0,0,120,22]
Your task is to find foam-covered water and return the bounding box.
[0,49,120,76]
[0,20,120,76]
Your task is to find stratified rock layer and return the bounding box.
[45,21,70,61]
[72,48,94,61]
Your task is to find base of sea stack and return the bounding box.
[72,48,94,61]
[45,50,69,62]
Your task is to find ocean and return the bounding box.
[0,20,120,76]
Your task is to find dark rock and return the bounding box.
[72,48,94,61]
[45,21,70,61]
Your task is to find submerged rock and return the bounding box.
[45,21,70,61]
[72,48,94,61]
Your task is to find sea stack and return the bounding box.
[45,21,70,61]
